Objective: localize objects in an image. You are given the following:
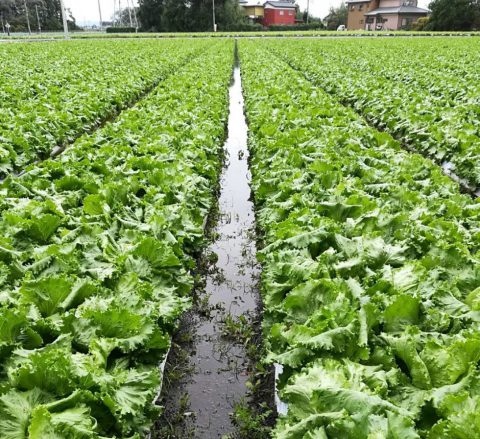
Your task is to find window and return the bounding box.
[366,16,374,23]
[279,9,284,15]
[359,4,364,10]
[350,5,355,10]
[288,10,293,15]
[360,19,364,24]
[401,17,414,29]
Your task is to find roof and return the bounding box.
[264,1,297,9]
[240,0,263,6]
[365,5,429,14]
[345,0,372,3]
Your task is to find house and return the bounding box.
[239,0,265,23]
[263,1,297,26]
[239,0,298,27]
[346,0,378,29]
[346,0,428,30]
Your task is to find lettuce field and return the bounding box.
[0,36,479,439]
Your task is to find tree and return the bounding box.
[138,0,164,31]
[139,0,246,32]
[412,16,429,30]
[218,0,245,30]
[427,0,480,30]
[161,0,188,31]
[324,2,347,30]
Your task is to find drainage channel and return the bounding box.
[154,50,263,438]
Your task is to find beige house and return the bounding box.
[239,0,265,22]
[346,0,428,30]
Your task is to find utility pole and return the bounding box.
[98,0,103,30]
[132,0,139,31]
[306,0,310,24]
[59,0,69,39]
[113,0,116,26]
[212,0,216,32]
[126,0,133,28]
[35,4,41,33]
[23,0,32,35]
[118,0,122,26]
[1,14,5,34]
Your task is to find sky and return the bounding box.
[66,0,429,24]
[66,0,139,25]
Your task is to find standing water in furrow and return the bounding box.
[155,48,263,438]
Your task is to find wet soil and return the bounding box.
[153,56,271,439]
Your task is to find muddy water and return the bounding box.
[186,61,259,438]
[156,60,261,438]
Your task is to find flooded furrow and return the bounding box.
[154,50,263,438]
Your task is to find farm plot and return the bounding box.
[1,35,480,439]
[240,40,480,438]
[0,39,208,174]
[264,37,480,190]
[0,40,233,438]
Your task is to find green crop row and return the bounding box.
[239,40,480,438]
[0,39,208,174]
[0,40,233,438]
[263,37,480,190]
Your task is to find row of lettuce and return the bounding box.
[240,41,480,438]
[0,40,233,438]
[263,37,480,191]
[0,39,206,175]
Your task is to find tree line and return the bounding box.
[136,0,338,32]
[427,0,480,31]
[138,0,256,32]
[138,0,246,32]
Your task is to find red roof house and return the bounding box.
[262,1,297,26]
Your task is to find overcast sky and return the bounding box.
[66,0,139,24]
[66,0,429,24]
